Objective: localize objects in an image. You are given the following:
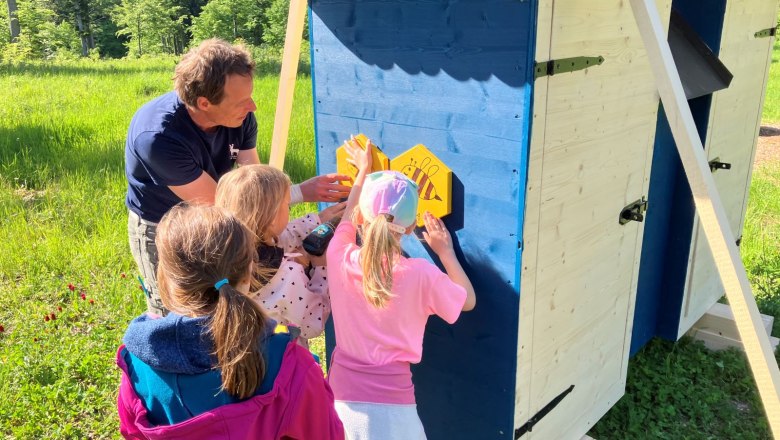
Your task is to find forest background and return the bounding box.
[0,0,294,60]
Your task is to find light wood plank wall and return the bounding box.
[516,0,671,438]
[678,0,779,337]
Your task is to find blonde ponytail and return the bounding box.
[360,214,401,308]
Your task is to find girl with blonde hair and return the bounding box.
[326,138,476,439]
[116,204,343,438]
[216,164,344,341]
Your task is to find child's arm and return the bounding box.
[422,211,476,311]
[278,214,320,252]
[342,136,374,223]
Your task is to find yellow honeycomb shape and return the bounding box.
[390,144,452,226]
[335,134,390,187]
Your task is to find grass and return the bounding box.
[1,43,779,438]
[761,19,780,123]
[591,32,780,437]
[590,162,780,440]
[0,56,319,438]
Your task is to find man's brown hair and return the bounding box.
[173,39,255,108]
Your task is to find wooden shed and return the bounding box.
[300,0,777,438]
[631,0,778,353]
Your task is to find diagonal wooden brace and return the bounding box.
[269,0,308,169]
[629,0,780,436]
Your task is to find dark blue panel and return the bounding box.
[673,0,727,54]
[631,96,714,355]
[630,0,726,355]
[311,1,536,438]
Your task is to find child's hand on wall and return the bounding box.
[344,135,374,175]
[422,211,455,258]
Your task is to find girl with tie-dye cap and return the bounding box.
[326,137,476,440]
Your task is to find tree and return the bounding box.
[262,0,307,48]
[7,0,21,42]
[113,0,187,56]
[48,0,120,56]
[12,0,80,59]
[190,0,266,45]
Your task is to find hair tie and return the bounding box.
[214,278,230,290]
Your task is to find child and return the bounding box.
[326,138,476,439]
[116,204,344,439]
[215,164,343,341]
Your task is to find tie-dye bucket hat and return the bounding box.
[359,171,419,233]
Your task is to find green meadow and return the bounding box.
[1,46,779,438]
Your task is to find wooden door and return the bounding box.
[678,0,778,337]
[516,1,671,438]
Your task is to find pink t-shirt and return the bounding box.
[325,221,467,404]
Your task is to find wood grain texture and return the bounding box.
[630,0,780,435]
[515,0,670,437]
[679,0,779,337]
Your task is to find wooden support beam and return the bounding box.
[629,0,780,436]
[269,0,308,169]
[689,302,778,352]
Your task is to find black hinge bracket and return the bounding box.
[515,385,575,438]
[709,157,732,172]
[620,197,649,225]
[755,27,777,38]
[534,56,604,79]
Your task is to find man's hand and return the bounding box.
[299,173,351,203]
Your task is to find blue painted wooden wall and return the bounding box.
[630,0,727,355]
[309,1,537,438]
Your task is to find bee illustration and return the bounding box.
[400,157,442,202]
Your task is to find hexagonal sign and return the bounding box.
[335,134,390,186]
[390,144,452,226]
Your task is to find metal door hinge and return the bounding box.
[708,157,732,172]
[515,385,574,438]
[534,56,604,79]
[620,197,648,225]
[755,27,777,38]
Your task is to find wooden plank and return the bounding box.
[691,302,774,341]
[689,328,780,353]
[269,0,308,169]
[515,0,553,431]
[629,0,780,435]
[678,0,779,337]
[516,0,670,437]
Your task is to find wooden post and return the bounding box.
[629,0,780,436]
[269,0,308,169]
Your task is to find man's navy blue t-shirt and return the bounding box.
[125,92,257,223]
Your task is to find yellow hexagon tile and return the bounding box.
[390,144,452,226]
[335,134,390,186]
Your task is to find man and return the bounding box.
[125,39,349,315]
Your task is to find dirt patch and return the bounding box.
[755,123,780,166]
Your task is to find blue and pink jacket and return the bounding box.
[116,313,344,439]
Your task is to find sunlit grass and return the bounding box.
[0,56,318,438]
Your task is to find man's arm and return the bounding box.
[168,172,217,205]
[237,148,261,165]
